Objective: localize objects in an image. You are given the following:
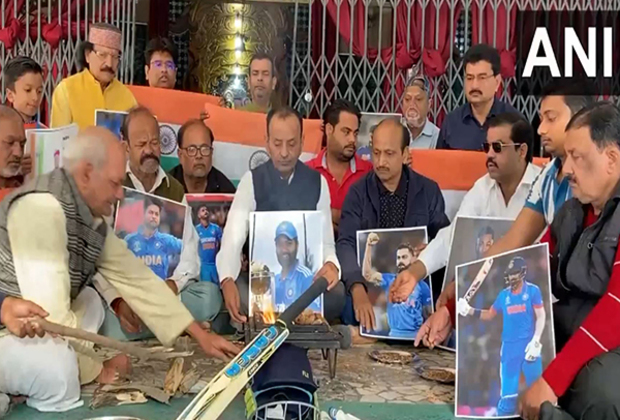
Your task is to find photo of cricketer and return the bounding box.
[115,188,186,280]
[185,194,234,285]
[357,227,431,340]
[455,243,555,418]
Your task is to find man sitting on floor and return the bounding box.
[388,113,540,313]
[217,106,345,325]
[98,108,223,340]
[0,127,238,413]
[336,118,449,339]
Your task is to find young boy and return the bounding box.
[4,56,45,177]
[4,56,45,127]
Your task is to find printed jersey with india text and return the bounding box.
[380,273,431,335]
[125,229,183,280]
[275,262,320,313]
[491,282,543,343]
[196,222,223,284]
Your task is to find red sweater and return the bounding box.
[541,206,620,397]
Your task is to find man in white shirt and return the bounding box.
[217,107,344,324]
[97,107,221,340]
[389,112,541,346]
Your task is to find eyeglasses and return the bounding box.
[483,142,519,153]
[150,60,176,71]
[182,145,213,157]
[92,49,121,62]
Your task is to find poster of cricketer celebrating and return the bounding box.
[183,193,234,285]
[115,188,186,280]
[356,227,431,340]
[249,211,323,322]
[455,243,555,418]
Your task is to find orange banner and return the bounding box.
[127,85,221,125]
[411,149,549,190]
[202,103,324,154]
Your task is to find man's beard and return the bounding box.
[140,155,160,174]
[397,263,411,273]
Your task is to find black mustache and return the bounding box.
[470,90,482,95]
[486,158,496,166]
[101,67,115,74]
[140,154,160,165]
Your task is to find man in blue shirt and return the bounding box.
[125,198,183,280]
[195,204,223,284]
[437,44,520,151]
[362,233,431,338]
[458,257,546,416]
[273,221,320,313]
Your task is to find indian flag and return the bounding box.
[128,86,548,222]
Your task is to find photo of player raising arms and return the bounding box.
[357,227,431,340]
[455,243,555,418]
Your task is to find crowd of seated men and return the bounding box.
[0,21,617,420]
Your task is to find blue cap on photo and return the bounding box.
[275,221,298,240]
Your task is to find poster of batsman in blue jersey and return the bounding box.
[185,194,234,285]
[455,244,555,418]
[249,211,323,319]
[115,189,186,280]
[356,227,431,340]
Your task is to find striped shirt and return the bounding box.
[524,158,572,225]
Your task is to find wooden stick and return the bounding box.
[31,317,173,362]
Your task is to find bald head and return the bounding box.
[0,105,26,178]
[373,118,410,151]
[65,126,126,218]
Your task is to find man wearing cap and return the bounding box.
[402,75,440,150]
[50,23,137,129]
[273,221,319,313]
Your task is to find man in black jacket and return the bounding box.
[337,118,450,334]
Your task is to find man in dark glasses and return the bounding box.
[389,112,540,341]
[144,37,178,90]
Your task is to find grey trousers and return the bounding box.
[236,271,346,323]
[540,347,620,420]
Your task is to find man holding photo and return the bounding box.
[195,204,223,285]
[458,257,546,416]
[362,233,431,338]
[124,198,183,280]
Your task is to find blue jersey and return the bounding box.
[524,158,572,225]
[196,223,222,283]
[492,282,543,343]
[380,273,431,335]
[125,228,183,280]
[275,262,319,312]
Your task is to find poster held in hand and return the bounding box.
[454,243,556,418]
[95,109,128,140]
[25,124,79,177]
[249,211,324,323]
[438,216,514,352]
[356,227,431,340]
[183,193,234,284]
[115,187,187,280]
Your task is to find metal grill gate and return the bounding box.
[288,0,615,124]
[0,0,136,111]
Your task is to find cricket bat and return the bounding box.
[462,258,494,302]
[175,277,329,420]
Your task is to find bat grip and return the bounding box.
[279,277,328,326]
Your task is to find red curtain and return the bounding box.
[470,2,517,78]
[321,0,460,110]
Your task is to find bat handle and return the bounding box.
[279,277,328,326]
